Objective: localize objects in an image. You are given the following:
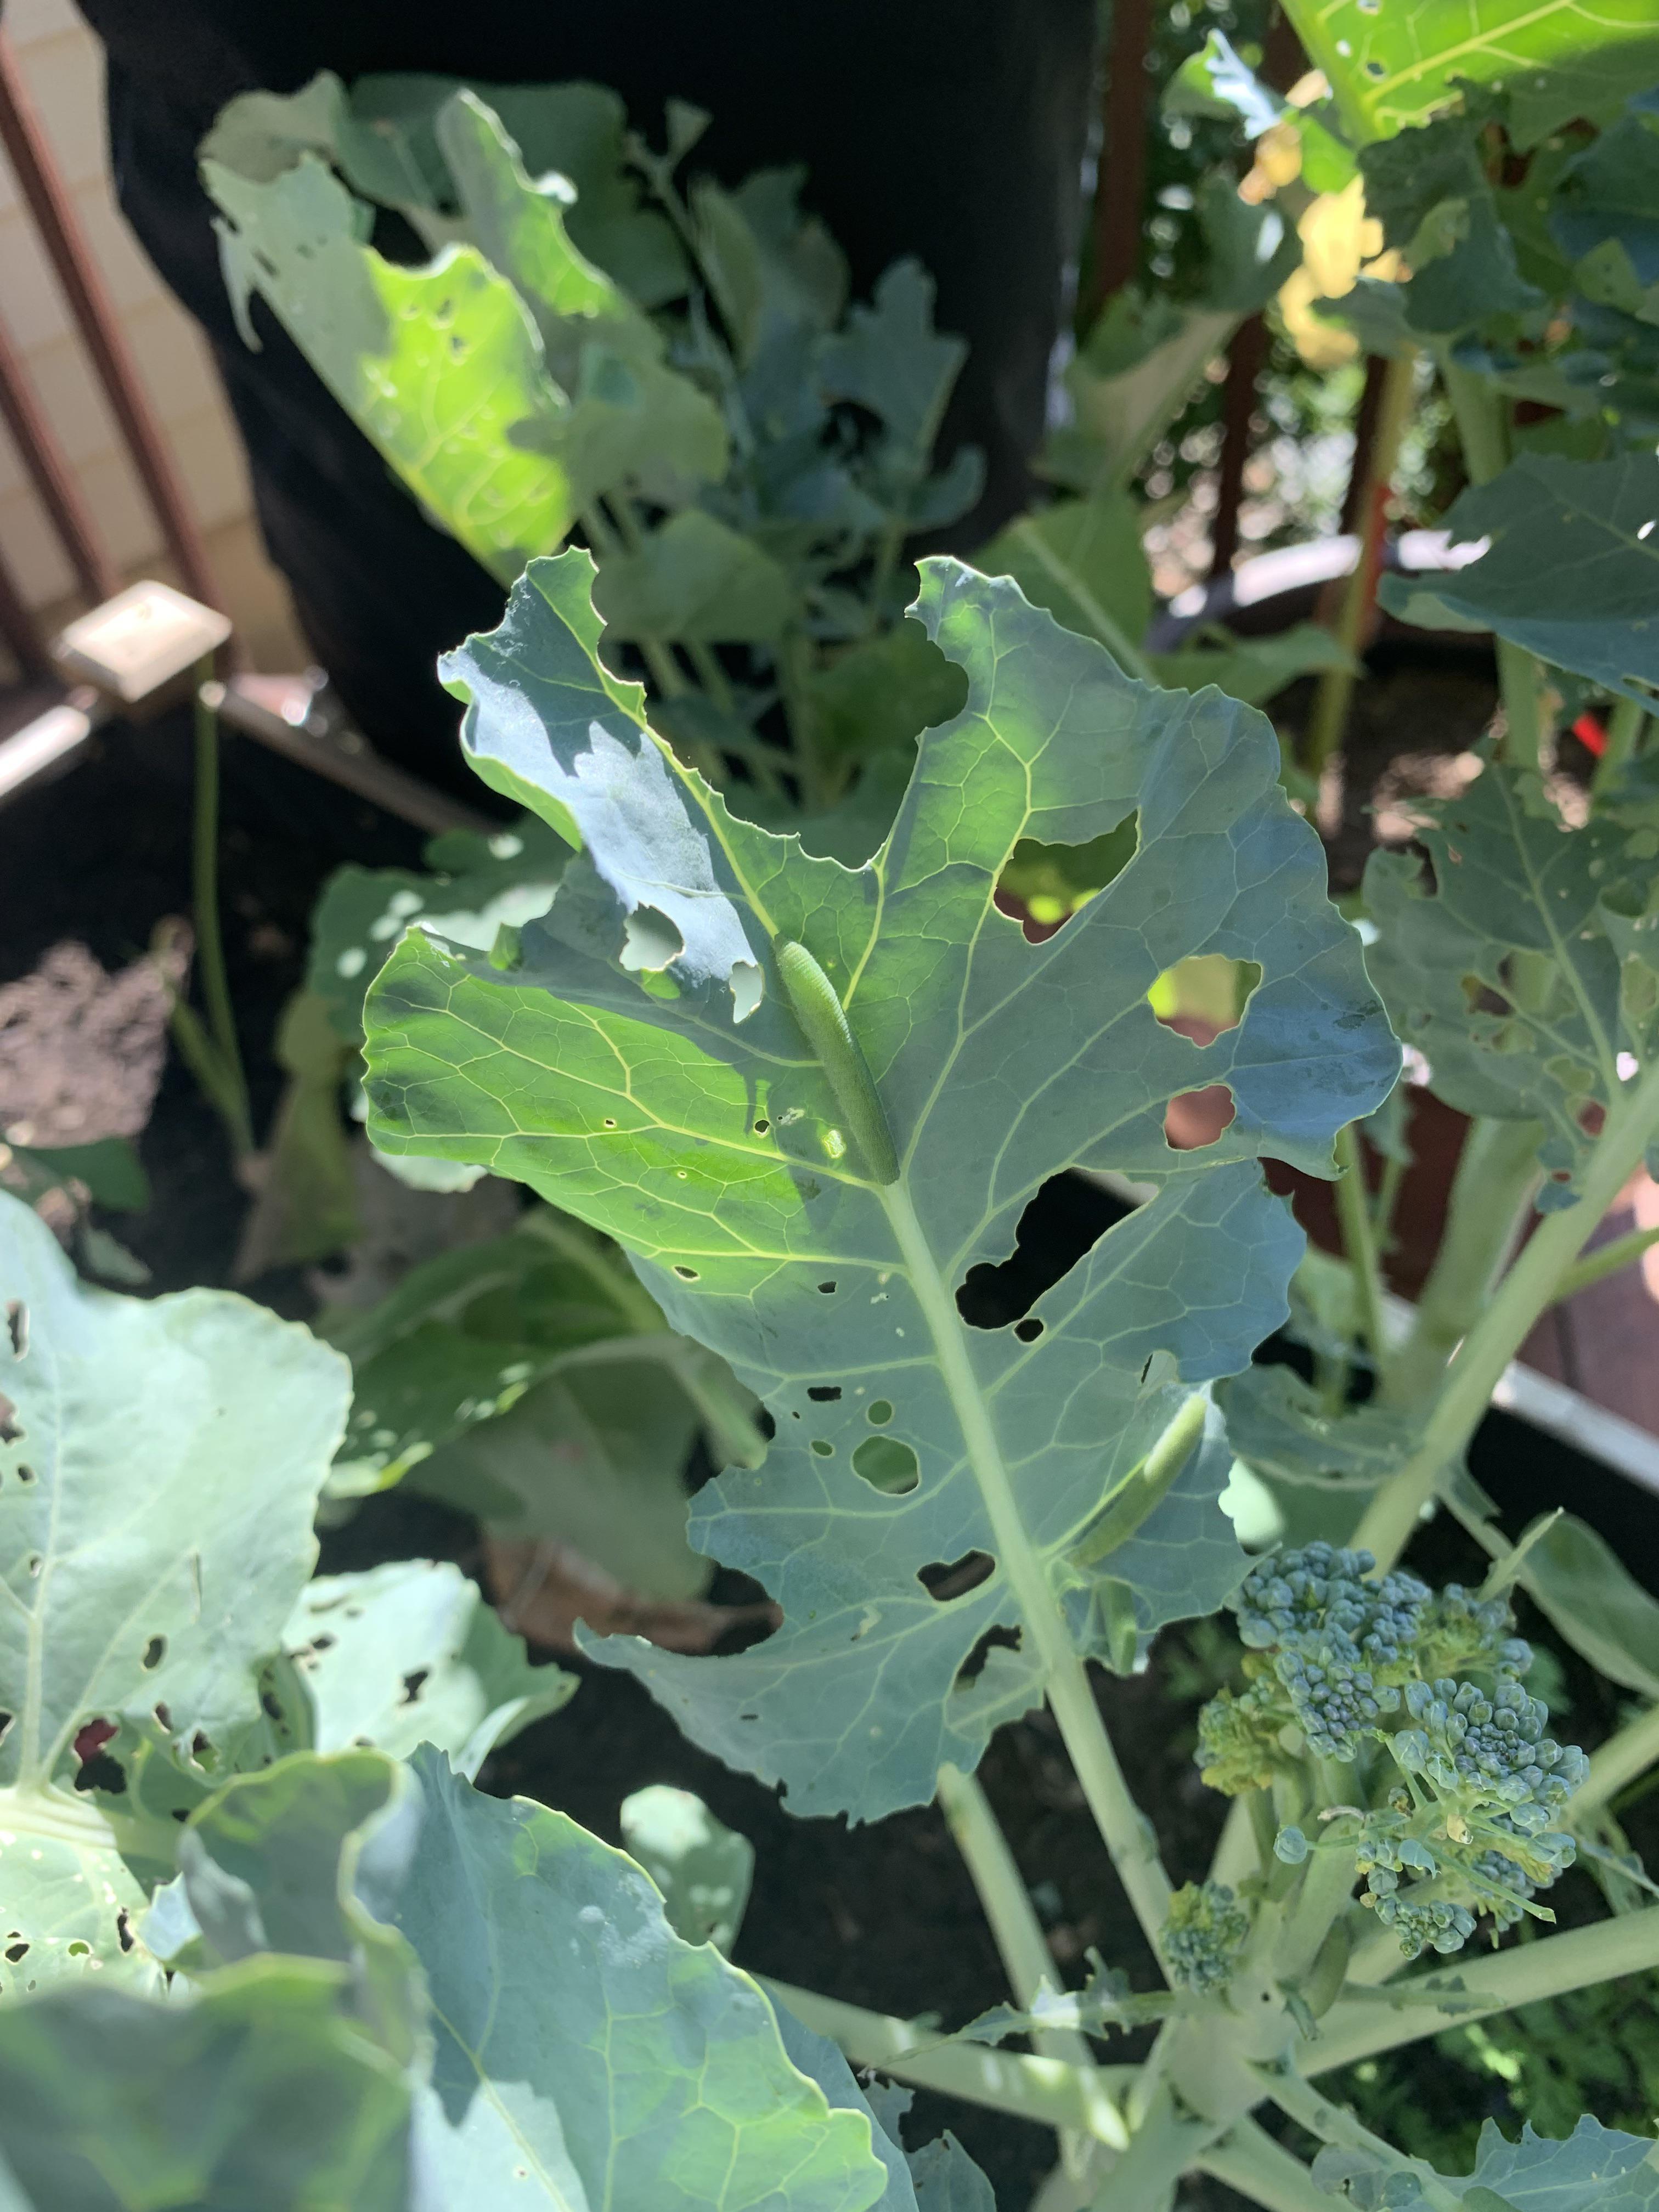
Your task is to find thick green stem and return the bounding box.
[1440,363,1551,770]
[1379,1116,1541,1413]
[935,1762,1096,2092]
[760,1980,1133,2147]
[1309,1906,1659,2073]
[1306,351,1418,770]
[1553,1222,1659,1303]
[1593,696,1648,797]
[191,665,253,1159]
[1197,2119,1336,2212]
[1274,1773,1359,1988]
[1333,1123,1389,1369]
[1356,1064,1659,1571]
[879,1182,1175,1958]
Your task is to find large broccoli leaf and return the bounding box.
[157,1747,895,2212]
[0,1195,349,1995]
[1363,757,1659,1204]
[1280,0,1659,147]
[362,550,1394,1821]
[1314,2114,1659,2210]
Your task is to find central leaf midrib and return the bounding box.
[877,1181,1077,1692]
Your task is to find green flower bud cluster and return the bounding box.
[1194,1544,1590,1960]
[1161,1881,1250,1994]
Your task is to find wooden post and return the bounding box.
[1082,0,1155,331]
[1208,314,1267,579]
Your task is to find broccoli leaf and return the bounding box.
[1279,0,1659,148]
[1363,757,1658,1203]
[1377,456,1659,707]
[176,1748,893,2211]
[287,1561,575,1776]
[0,1956,419,2209]
[362,550,1393,1820]
[0,1194,349,1995]
[620,1783,754,1951]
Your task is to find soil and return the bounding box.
[2,676,1652,2207]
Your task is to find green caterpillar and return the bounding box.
[774,938,900,1185]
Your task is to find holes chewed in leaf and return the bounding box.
[866,1400,893,1425]
[996,815,1139,940]
[1014,1318,1043,1344]
[817,1280,837,1295]
[0,1397,21,1446]
[400,1669,430,1706]
[810,1439,834,1457]
[1148,955,1260,1039]
[852,1435,919,1494]
[672,1265,699,1280]
[918,1550,995,1601]
[5,1301,25,1358]
[3,1942,26,1964]
[957,1172,1130,1329]
[1164,1086,1237,1151]
[807,1385,842,1403]
[116,1910,135,1954]
[955,1624,1022,1689]
[141,1636,166,1671]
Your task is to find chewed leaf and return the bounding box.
[439,550,762,1017]
[1364,757,1657,1203]
[364,554,1395,1821]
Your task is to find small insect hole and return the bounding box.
[673,1264,699,1280]
[4,1942,26,1963]
[115,1910,135,1954]
[141,1635,166,1671]
[0,1398,22,1446]
[603,1117,617,1128]
[1014,1318,1044,1344]
[866,1400,893,1425]
[754,1118,770,1135]
[400,1669,430,1706]
[5,1302,25,1358]
[817,1280,837,1295]
[807,1385,842,1403]
[15,1464,33,1483]
[955,1624,1023,1689]
[810,1438,834,1457]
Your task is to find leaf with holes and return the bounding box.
[0,1193,349,1996]
[362,550,1393,1820]
[201,86,725,585]
[286,1561,575,1778]
[1378,455,1659,706]
[1279,0,1659,148]
[1363,757,1659,1205]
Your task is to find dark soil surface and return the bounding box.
[2,676,1651,2207]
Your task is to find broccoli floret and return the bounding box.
[1194,1545,1590,1960]
[1162,1881,1250,1994]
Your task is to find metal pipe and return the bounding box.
[0,27,221,612]
[0,304,119,605]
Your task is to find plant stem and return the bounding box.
[1440,363,1552,770]
[1308,1905,1659,2073]
[1355,1062,1659,1571]
[760,1980,1133,2147]
[1260,2068,1463,2212]
[1305,349,1417,770]
[1197,2119,1338,2212]
[996,516,1156,684]
[1553,1222,1659,1303]
[1333,1122,1389,1368]
[879,1181,1175,1957]
[1570,1701,1659,1822]
[1593,696,1648,796]
[1274,1771,1359,1988]
[936,1763,1098,2174]
[191,664,253,1159]
[1379,1116,1541,1413]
